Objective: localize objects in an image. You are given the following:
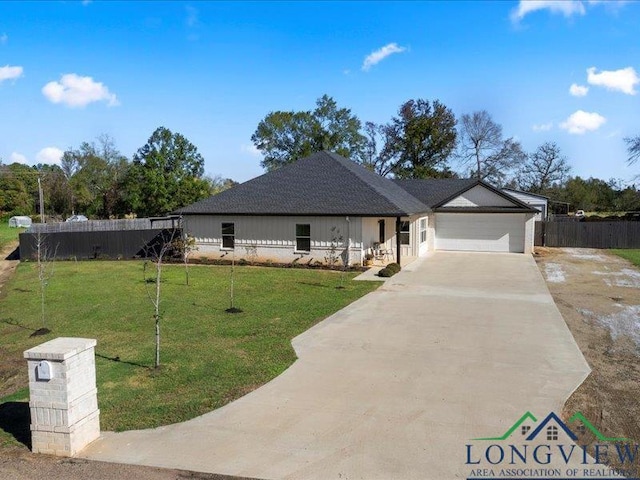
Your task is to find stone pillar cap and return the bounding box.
[24,337,97,361]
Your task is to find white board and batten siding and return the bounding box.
[442,185,515,208]
[501,189,548,221]
[184,215,364,264]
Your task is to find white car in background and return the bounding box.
[65,215,89,222]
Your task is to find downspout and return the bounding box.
[345,216,351,267]
[395,216,401,265]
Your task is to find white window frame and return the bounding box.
[221,222,235,250]
[399,221,410,246]
[295,224,311,253]
[420,218,427,244]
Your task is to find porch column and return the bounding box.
[395,216,401,264]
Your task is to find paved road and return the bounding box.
[81,253,590,479]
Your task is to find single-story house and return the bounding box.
[177,152,537,266]
[501,188,548,221]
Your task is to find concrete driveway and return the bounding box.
[80,253,590,479]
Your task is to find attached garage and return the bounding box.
[431,184,538,254]
[435,212,527,253]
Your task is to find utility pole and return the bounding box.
[37,177,45,223]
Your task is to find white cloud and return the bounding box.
[240,144,261,157]
[36,147,64,165]
[587,66,639,95]
[532,122,553,132]
[0,33,7,45]
[0,65,23,83]
[511,1,586,22]
[560,110,606,134]
[569,83,589,96]
[362,43,407,72]
[10,152,28,164]
[42,73,119,107]
[186,5,199,27]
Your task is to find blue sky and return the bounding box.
[1,1,638,184]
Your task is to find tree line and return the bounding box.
[2,97,639,219]
[0,127,236,220]
[252,95,640,212]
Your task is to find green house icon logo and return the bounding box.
[473,411,629,442]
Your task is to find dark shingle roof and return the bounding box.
[392,178,478,208]
[178,152,428,216]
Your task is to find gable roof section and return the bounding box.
[178,152,428,216]
[396,178,538,213]
[393,178,478,208]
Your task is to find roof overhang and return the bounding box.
[434,207,538,214]
[178,211,431,217]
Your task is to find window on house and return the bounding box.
[420,218,427,243]
[296,224,311,252]
[221,222,235,249]
[521,425,531,435]
[400,221,410,245]
[546,426,558,441]
[378,219,385,244]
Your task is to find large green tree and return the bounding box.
[251,95,366,171]
[383,99,458,179]
[0,162,35,216]
[126,127,209,217]
[458,110,525,186]
[60,134,130,218]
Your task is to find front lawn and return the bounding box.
[0,222,22,250]
[0,261,379,438]
[610,249,640,267]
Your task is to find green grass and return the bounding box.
[0,261,379,435]
[610,249,640,267]
[0,222,23,250]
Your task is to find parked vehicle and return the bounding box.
[65,215,89,222]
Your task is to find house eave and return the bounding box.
[177,210,431,217]
[434,207,538,214]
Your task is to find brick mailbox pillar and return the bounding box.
[24,337,100,456]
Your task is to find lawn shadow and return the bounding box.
[1,318,35,332]
[298,281,331,288]
[0,401,31,449]
[96,353,150,370]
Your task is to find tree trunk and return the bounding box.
[155,314,160,368]
[154,260,162,368]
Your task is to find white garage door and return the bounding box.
[435,213,525,253]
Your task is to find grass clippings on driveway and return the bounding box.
[536,247,640,476]
[0,261,380,446]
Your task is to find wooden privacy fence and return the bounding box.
[535,221,640,248]
[19,228,182,260]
